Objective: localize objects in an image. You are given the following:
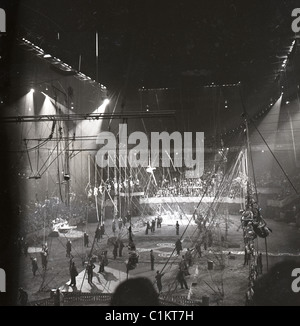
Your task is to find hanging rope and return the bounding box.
[160,131,246,297]
[24,140,34,175]
[248,115,298,195]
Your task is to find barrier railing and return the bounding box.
[28,292,205,306]
[159,294,204,306]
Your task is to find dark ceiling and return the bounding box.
[2,0,300,95]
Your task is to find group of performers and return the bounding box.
[241,184,271,305]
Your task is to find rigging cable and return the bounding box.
[248,114,298,195]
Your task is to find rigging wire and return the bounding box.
[248,115,298,195]
[24,140,34,174]
[160,131,245,297]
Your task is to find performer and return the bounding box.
[175,221,179,235]
[113,240,119,259]
[155,271,165,293]
[175,238,182,256]
[66,239,72,258]
[86,260,95,284]
[176,269,189,290]
[118,239,125,257]
[69,261,78,287]
[95,226,101,242]
[83,232,89,247]
[150,250,155,271]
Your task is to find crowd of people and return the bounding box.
[17,208,215,306]
[18,167,299,249]
[17,167,300,306]
[256,170,300,200]
[148,170,225,198]
[87,179,143,199]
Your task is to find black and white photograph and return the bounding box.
[0,1,300,310]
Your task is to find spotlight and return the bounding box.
[30,88,35,93]
[97,98,110,112]
[103,99,110,106]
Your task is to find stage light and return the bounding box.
[103,99,110,106]
[97,98,110,112]
[30,88,35,93]
[43,54,52,59]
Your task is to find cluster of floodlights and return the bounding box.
[21,37,107,90]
